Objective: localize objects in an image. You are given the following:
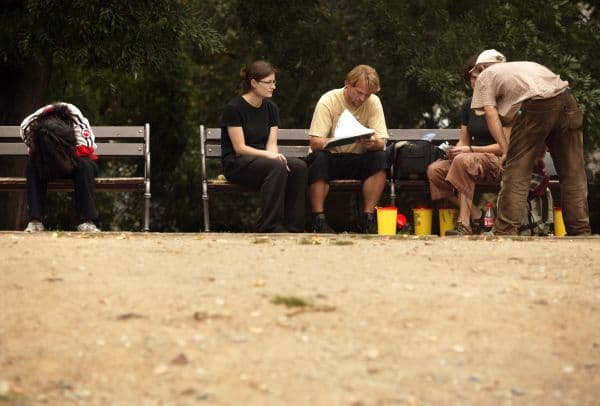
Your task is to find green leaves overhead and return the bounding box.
[1,0,224,72]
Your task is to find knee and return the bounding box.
[266,160,289,181]
[308,151,330,183]
[288,159,308,177]
[451,154,471,170]
[309,151,330,167]
[288,158,307,171]
[426,160,446,180]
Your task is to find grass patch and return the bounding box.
[299,237,322,245]
[271,295,312,308]
[252,236,271,244]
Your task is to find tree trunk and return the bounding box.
[0,56,52,230]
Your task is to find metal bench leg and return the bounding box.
[144,190,151,231]
[143,123,151,231]
[389,179,397,206]
[202,182,210,232]
[200,125,211,232]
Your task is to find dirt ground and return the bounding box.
[1,232,599,406]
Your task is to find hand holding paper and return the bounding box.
[324,110,375,149]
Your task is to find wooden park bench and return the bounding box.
[0,125,151,231]
[200,126,463,232]
[199,126,566,232]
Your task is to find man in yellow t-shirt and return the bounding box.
[307,64,389,233]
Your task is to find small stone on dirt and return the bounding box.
[170,353,189,365]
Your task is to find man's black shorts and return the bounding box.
[305,150,388,184]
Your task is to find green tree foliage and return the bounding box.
[196,0,598,137]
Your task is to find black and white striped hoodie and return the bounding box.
[20,102,97,160]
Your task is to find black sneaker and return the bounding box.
[358,212,377,234]
[312,214,335,233]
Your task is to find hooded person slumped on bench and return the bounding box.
[20,102,100,233]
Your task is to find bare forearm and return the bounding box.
[235,145,276,158]
[469,143,503,156]
[483,106,508,152]
[265,142,278,154]
[309,136,329,152]
[359,137,385,151]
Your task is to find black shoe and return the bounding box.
[312,214,335,233]
[358,212,377,234]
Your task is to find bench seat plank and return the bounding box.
[207,178,363,190]
[0,177,145,192]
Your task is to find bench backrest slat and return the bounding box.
[96,143,145,156]
[203,127,461,158]
[0,142,145,157]
[0,126,20,139]
[92,127,146,139]
[387,128,460,141]
[206,144,310,159]
[205,128,460,142]
[206,128,311,141]
[0,125,145,139]
[0,143,27,155]
[0,125,147,157]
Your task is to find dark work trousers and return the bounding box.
[224,155,308,232]
[495,90,590,235]
[27,157,99,224]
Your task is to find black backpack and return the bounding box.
[389,140,444,180]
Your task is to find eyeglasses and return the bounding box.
[258,80,277,86]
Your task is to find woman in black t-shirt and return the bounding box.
[220,60,308,232]
[427,54,510,235]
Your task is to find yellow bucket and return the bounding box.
[554,207,566,237]
[439,208,458,236]
[377,206,398,235]
[413,207,432,236]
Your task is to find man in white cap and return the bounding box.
[470,49,590,235]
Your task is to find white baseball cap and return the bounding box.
[469,49,507,73]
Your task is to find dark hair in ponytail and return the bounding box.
[24,103,79,179]
[239,60,276,94]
